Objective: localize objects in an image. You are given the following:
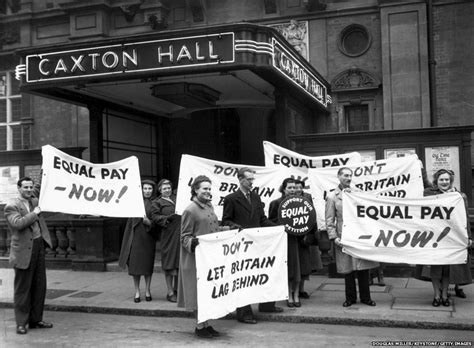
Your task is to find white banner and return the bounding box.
[175,155,294,219]
[308,155,424,230]
[342,191,469,265]
[195,226,288,323]
[263,140,362,184]
[39,145,145,217]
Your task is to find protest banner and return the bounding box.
[278,195,316,236]
[39,145,145,217]
[342,191,469,265]
[195,225,287,323]
[263,140,362,186]
[308,155,423,230]
[175,154,294,219]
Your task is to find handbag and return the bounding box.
[316,229,331,253]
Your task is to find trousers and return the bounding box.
[344,269,371,303]
[14,237,47,326]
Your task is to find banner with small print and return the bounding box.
[263,141,362,184]
[39,145,145,217]
[308,155,424,230]
[195,225,288,323]
[342,191,469,265]
[175,155,294,219]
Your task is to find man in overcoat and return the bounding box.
[4,177,53,334]
[221,167,282,324]
[325,167,378,307]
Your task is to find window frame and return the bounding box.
[0,71,22,150]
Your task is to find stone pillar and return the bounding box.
[380,3,431,129]
[88,105,103,163]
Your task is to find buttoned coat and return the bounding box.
[4,197,52,269]
[177,198,228,311]
[221,190,274,229]
[325,186,378,274]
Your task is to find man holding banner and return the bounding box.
[325,167,378,308]
[222,167,282,324]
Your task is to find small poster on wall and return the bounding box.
[384,148,416,159]
[0,166,20,205]
[425,146,461,191]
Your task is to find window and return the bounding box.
[338,24,371,57]
[345,105,369,131]
[0,71,23,150]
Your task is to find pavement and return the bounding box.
[0,264,473,331]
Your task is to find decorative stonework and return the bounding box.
[331,68,380,92]
[0,23,20,47]
[269,20,309,61]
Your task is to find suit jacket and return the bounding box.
[222,190,275,229]
[4,197,52,269]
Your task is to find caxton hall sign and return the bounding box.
[16,27,331,108]
[272,39,329,107]
[21,33,235,82]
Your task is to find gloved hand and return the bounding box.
[190,237,199,252]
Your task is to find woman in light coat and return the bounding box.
[325,167,378,307]
[177,175,229,339]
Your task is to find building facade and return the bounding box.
[0,0,473,269]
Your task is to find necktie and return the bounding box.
[245,192,251,204]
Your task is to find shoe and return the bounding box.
[206,326,221,337]
[342,300,356,307]
[29,321,53,329]
[259,306,283,313]
[294,301,301,308]
[166,293,177,303]
[238,318,257,324]
[299,291,310,299]
[287,300,294,308]
[442,298,450,307]
[455,287,466,299]
[361,299,376,306]
[432,298,441,307]
[195,327,213,338]
[134,296,141,303]
[145,295,152,302]
[16,325,27,334]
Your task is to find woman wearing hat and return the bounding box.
[152,179,181,302]
[119,179,158,303]
[421,169,472,306]
[177,175,230,339]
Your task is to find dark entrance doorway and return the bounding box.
[168,108,241,182]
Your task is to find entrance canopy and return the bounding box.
[15,23,331,117]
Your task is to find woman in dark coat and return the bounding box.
[417,169,472,306]
[118,180,157,303]
[268,177,302,307]
[151,179,180,302]
[177,175,230,339]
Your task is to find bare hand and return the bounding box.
[33,207,41,215]
[143,217,151,226]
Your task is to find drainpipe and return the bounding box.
[426,0,437,127]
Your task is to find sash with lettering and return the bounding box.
[263,140,362,183]
[175,155,293,219]
[342,191,469,265]
[39,145,145,217]
[308,155,424,230]
[195,226,287,323]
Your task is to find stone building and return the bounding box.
[0,0,473,269]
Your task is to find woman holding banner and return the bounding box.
[269,177,303,308]
[418,169,472,307]
[177,175,230,339]
[119,180,158,303]
[152,179,180,303]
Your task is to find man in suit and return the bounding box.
[222,167,283,324]
[4,177,53,334]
